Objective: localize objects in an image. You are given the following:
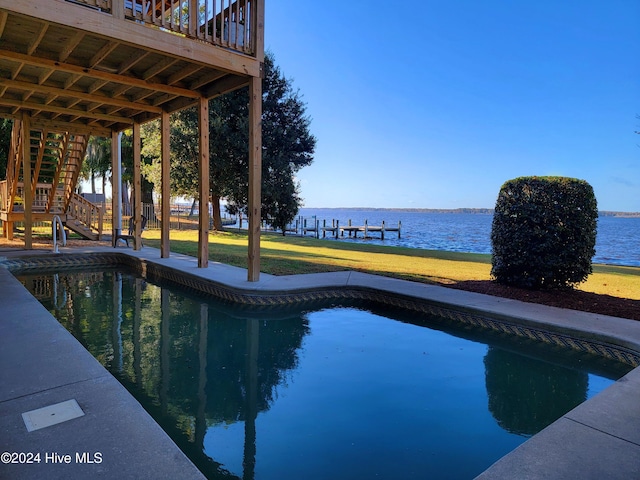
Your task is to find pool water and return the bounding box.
[20,269,632,480]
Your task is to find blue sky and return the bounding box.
[265,1,640,211]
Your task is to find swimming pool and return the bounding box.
[18,267,632,479]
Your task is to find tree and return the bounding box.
[141,51,316,233]
[81,136,111,195]
[214,51,316,233]
[140,107,210,223]
[0,118,12,179]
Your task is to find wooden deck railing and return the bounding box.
[65,0,258,56]
[1,182,103,237]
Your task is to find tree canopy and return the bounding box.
[0,118,12,179]
[81,136,111,195]
[142,51,316,231]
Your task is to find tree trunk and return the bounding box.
[122,180,131,216]
[142,177,156,220]
[189,197,197,217]
[212,195,223,231]
[91,172,96,194]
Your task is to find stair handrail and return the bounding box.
[52,215,67,253]
[67,193,103,239]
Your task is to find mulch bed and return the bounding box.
[449,280,640,321]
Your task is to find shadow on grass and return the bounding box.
[159,239,366,265]
[450,280,640,320]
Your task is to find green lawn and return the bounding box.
[143,229,640,300]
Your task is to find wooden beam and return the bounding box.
[189,70,227,90]
[111,129,121,246]
[21,112,32,249]
[133,121,142,250]
[197,96,209,268]
[29,117,109,137]
[142,57,178,81]
[0,78,163,115]
[117,51,149,75]
[247,75,261,281]
[202,74,250,99]
[0,97,135,125]
[0,11,8,39]
[0,49,201,100]
[27,22,48,56]
[6,1,262,78]
[37,69,54,85]
[160,109,170,258]
[167,63,203,86]
[89,41,120,69]
[87,79,109,94]
[64,73,81,90]
[59,31,85,62]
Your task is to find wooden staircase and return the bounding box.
[0,121,103,240]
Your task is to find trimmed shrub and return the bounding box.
[491,176,598,289]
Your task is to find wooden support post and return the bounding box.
[21,112,32,249]
[133,121,142,250]
[197,96,209,268]
[247,75,262,281]
[161,110,170,258]
[111,130,122,247]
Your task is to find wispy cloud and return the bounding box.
[610,176,636,188]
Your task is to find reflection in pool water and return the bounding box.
[20,270,631,480]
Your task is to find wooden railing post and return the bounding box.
[98,205,103,240]
[253,0,265,60]
[189,0,198,37]
[112,0,124,19]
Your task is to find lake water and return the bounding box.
[284,209,640,267]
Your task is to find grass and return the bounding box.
[142,229,640,301]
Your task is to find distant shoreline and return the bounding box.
[302,207,640,217]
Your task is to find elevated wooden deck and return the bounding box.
[0,0,263,135]
[0,0,265,280]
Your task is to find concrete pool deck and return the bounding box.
[1,244,639,479]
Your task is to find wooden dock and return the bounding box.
[319,219,402,240]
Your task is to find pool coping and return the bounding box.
[1,245,640,479]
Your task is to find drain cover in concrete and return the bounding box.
[22,399,85,432]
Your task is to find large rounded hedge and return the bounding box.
[491,176,598,289]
